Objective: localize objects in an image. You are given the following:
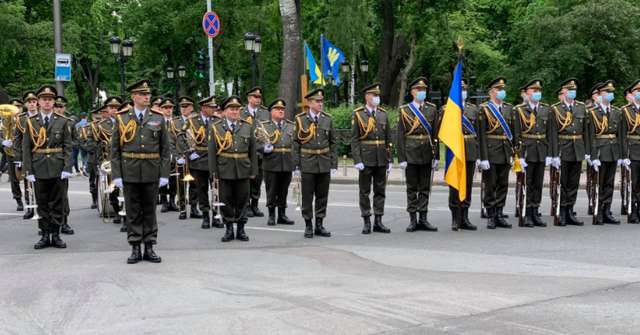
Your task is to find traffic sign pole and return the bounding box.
[207,0,215,96]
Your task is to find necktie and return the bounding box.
[138,113,143,123]
[371,109,375,118]
[278,122,282,130]
[313,115,318,123]
[44,116,50,128]
[231,123,236,132]
[205,117,209,128]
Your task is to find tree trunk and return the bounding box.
[278,0,302,119]
[396,35,416,106]
[376,0,410,107]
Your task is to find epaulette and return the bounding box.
[320,112,332,118]
[172,116,182,120]
[514,103,526,108]
[295,112,306,118]
[188,114,200,120]
[260,120,270,124]
[54,112,70,119]
[29,114,38,119]
[212,119,223,125]
[285,119,294,124]
[551,102,561,107]
[503,102,513,106]
[150,108,163,115]
[378,106,388,113]
[18,111,27,117]
[575,100,585,105]
[260,105,268,110]
[425,101,436,108]
[117,106,131,114]
[353,106,365,112]
[240,118,252,123]
[540,102,549,107]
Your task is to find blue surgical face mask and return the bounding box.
[634,92,640,102]
[606,92,615,102]
[567,90,577,100]
[462,90,468,101]
[416,91,427,102]
[371,96,380,106]
[496,90,506,101]
[596,95,603,104]
[530,92,542,102]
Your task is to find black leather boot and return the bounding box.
[629,202,640,224]
[168,196,179,211]
[460,208,477,231]
[127,244,142,264]
[236,223,250,241]
[267,207,276,226]
[61,216,74,235]
[494,207,511,228]
[120,217,128,232]
[16,198,23,211]
[451,208,459,231]
[566,205,584,226]
[245,204,254,218]
[34,229,50,249]
[362,216,372,234]
[211,213,224,228]
[603,204,620,224]
[160,196,169,213]
[304,219,314,238]
[251,199,264,217]
[555,206,567,226]
[594,203,604,225]
[499,207,509,218]
[90,193,97,209]
[143,243,161,263]
[190,206,203,219]
[532,207,547,227]
[419,212,438,231]
[178,208,187,220]
[314,218,331,237]
[50,225,67,248]
[523,208,535,228]
[221,223,234,242]
[23,208,34,220]
[487,207,496,230]
[277,207,294,225]
[373,215,390,233]
[201,212,211,229]
[406,212,418,232]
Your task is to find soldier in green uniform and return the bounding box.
[444,79,479,231]
[242,87,270,217]
[98,97,125,226]
[514,80,559,227]
[292,89,336,238]
[397,77,439,232]
[551,79,590,226]
[23,85,73,249]
[589,81,626,225]
[51,96,76,235]
[158,98,180,213]
[78,107,101,209]
[620,80,640,223]
[260,99,295,226]
[14,91,40,220]
[174,96,195,220]
[351,83,392,234]
[111,80,170,264]
[477,77,518,229]
[208,96,258,242]
[2,99,24,211]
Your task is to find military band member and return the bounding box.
[23,85,73,249]
[621,80,640,223]
[242,87,270,217]
[174,96,195,220]
[208,96,258,242]
[261,99,295,226]
[111,80,170,264]
[551,79,590,226]
[589,81,626,225]
[159,98,180,213]
[188,96,223,229]
[2,98,24,211]
[351,83,392,234]
[397,77,439,232]
[98,97,125,226]
[14,91,40,220]
[151,96,163,109]
[444,79,478,231]
[292,89,336,238]
[78,107,100,209]
[477,77,517,229]
[53,96,75,235]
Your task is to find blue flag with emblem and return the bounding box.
[321,36,346,86]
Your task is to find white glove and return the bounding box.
[176,158,185,165]
[113,178,123,189]
[432,159,439,170]
[26,174,35,182]
[2,139,12,147]
[293,169,301,177]
[475,159,481,168]
[623,158,631,167]
[331,169,337,176]
[552,157,561,169]
[592,159,601,172]
[387,163,392,173]
[399,161,408,170]
[60,171,72,179]
[354,163,365,171]
[519,158,528,169]
[13,161,21,168]
[617,159,623,167]
[545,157,553,166]
[189,152,200,161]
[479,160,490,171]
[584,155,591,162]
[263,143,274,153]
[159,177,169,187]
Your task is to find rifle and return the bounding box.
[550,165,561,225]
[586,165,594,215]
[514,151,526,227]
[591,166,600,225]
[621,163,631,216]
[480,168,487,218]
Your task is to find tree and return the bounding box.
[278,0,302,118]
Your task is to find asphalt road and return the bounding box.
[1,177,639,335]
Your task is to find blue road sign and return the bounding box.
[202,11,221,38]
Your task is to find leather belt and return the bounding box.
[559,134,583,140]
[122,152,160,159]
[219,152,248,159]
[487,135,507,140]
[406,135,429,140]
[463,135,476,139]
[361,140,386,145]
[34,148,63,154]
[301,147,330,155]
[596,134,616,139]
[272,148,291,153]
[522,134,545,139]
[628,135,640,140]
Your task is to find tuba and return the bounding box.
[0,104,18,158]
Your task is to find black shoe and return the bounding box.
[245,204,254,218]
[373,215,390,233]
[120,219,128,233]
[555,206,567,226]
[167,197,179,212]
[211,215,225,228]
[362,216,372,234]
[603,204,620,224]
[190,207,203,219]
[143,243,162,263]
[277,208,295,225]
[418,212,438,232]
[50,232,67,248]
[90,202,97,209]
[34,233,50,249]
[90,194,97,209]
[267,208,276,226]
[499,207,509,219]
[532,207,547,227]
[314,218,331,237]
[23,208,34,220]
[460,208,477,231]
[494,207,511,228]
[406,212,418,232]
[160,202,169,213]
[236,223,250,241]
[127,244,142,264]
[480,207,488,219]
[487,208,496,230]
[201,212,211,229]
[221,223,234,242]
[16,199,23,211]
[251,199,264,217]
[61,220,74,235]
[113,216,121,224]
[451,209,459,231]
[304,220,314,238]
[523,208,535,228]
[628,203,639,224]
[566,206,584,226]
[178,211,187,220]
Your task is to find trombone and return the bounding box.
[291,172,301,211]
[25,180,40,220]
[210,175,224,221]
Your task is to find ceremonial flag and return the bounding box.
[321,35,346,85]
[304,42,324,85]
[438,60,467,201]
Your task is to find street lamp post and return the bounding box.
[166,65,186,115]
[341,61,350,105]
[244,32,262,87]
[360,59,369,84]
[109,36,133,98]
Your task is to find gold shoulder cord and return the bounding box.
[482,107,501,133]
[401,108,421,135]
[90,123,100,141]
[16,116,26,134]
[170,119,180,137]
[80,127,88,141]
[117,114,137,146]
[188,119,206,144]
[263,124,281,144]
[212,124,233,154]
[354,110,376,139]
[590,109,608,136]
[98,124,112,142]
[553,105,572,132]
[624,106,640,134]
[296,116,316,144]
[517,107,536,134]
[245,115,253,126]
[26,118,46,152]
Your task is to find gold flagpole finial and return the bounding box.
[456,36,464,53]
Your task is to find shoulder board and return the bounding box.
[260,120,270,124]
[295,112,306,118]
[54,112,70,119]
[172,116,182,120]
[503,102,513,107]
[353,106,365,112]
[540,102,549,107]
[29,114,38,119]
[514,103,526,108]
[240,118,251,124]
[399,104,410,109]
[212,119,223,125]
[117,106,131,114]
[188,114,200,119]
[150,108,163,115]
[378,107,388,113]
[18,111,27,117]
[260,105,268,110]
[285,119,294,124]
[551,102,561,107]
[320,112,331,118]
[575,100,585,105]
[425,102,436,108]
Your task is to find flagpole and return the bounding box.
[320,34,325,87]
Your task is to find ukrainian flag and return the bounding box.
[304,42,325,85]
[438,60,466,201]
